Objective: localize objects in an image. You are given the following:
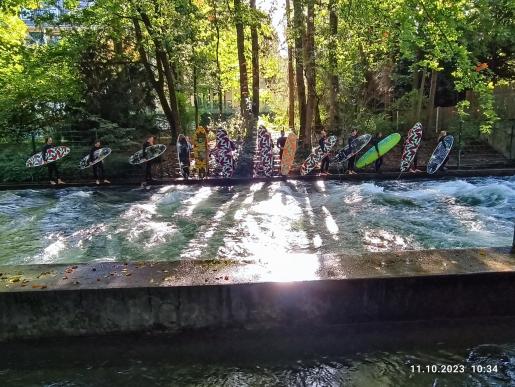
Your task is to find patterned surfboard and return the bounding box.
[26,146,70,168]
[355,133,401,169]
[193,126,209,178]
[280,133,298,176]
[254,127,267,177]
[128,144,167,165]
[300,135,337,175]
[400,123,423,172]
[333,134,372,163]
[215,129,234,178]
[79,147,111,169]
[261,131,274,177]
[427,135,454,174]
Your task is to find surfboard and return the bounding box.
[254,127,266,176]
[356,133,401,169]
[333,134,372,163]
[128,144,167,165]
[26,146,70,168]
[261,131,274,177]
[215,129,234,178]
[193,126,209,178]
[280,133,298,176]
[79,147,111,169]
[300,135,337,175]
[400,123,423,172]
[427,135,454,174]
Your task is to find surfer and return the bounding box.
[277,129,287,160]
[410,154,422,173]
[437,130,450,171]
[319,130,330,175]
[347,129,358,175]
[42,137,64,185]
[89,141,110,185]
[142,135,155,182]
[177,134,191,179]
[372,132,384,173]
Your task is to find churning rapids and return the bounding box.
[0,176,513,265]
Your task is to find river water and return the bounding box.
[0,176,513,265]
[2,320,515,386]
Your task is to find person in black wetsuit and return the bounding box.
[372,132,384,173]
[276,129,287,160]
[142,135,155,183]
[437,130,450,172]
[319,130,330,175]
[347,129,358,175]
[89,141,110,185]
[41,137,64,185]
[177,134,191,179]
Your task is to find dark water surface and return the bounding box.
[0,176,513,264]
[2,319,515,386]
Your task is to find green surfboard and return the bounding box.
[355,133,401,169]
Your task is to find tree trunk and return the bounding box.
[250,0,260,118]
[193,63,199,129]
[304,0,316,147]
[213,1,223,119]
[426,69,438,134]
[234,0,251,119]
[327,0,340,133]
[416,68,427,122]
[133,17,179,141]
[292,0,306,145]
[286,0,295,132]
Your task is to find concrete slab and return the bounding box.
[1,247,514,342]
[0,247,512,293]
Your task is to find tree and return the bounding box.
[233,0,251,120]
[250,0,260,118]
[292,0,306,145]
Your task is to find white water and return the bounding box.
[0,177,513,265]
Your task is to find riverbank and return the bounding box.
[0,167,513,191]
[1,247,513,341]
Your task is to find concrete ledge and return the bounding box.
[0,248,514,342]
[0,168,513,190]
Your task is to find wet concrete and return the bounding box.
[0,247,513,292]
[0,247,514,341]
[0,168,513,191]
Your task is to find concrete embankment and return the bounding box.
[0,247,514,342]
[0,167,513,191]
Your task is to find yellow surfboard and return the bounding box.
[193,126,209,178]
[280,133,298,176]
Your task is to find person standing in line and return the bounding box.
[88,140,110,185]
[41,137,64,185]
[372,132,384,173]
[319,130,330,175]
[178,134,191,179]
[276,129,287,160]
[142,135,155,183]
[347,129,358,175]
[410,153,422,173]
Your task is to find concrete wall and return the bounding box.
[488,120,515,160]
[2,272,515,342]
